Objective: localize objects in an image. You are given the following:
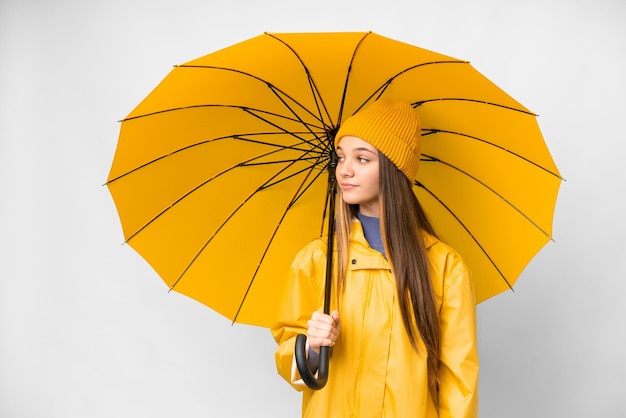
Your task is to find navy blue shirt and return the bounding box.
[357,211,385,257]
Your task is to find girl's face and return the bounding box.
[336,135,380,217]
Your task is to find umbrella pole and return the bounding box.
[295,151,337,390]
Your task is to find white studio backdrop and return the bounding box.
[1,0,625,417]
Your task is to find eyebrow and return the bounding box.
[336,146,377,154]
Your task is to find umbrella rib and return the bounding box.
[346,59,536,118]
[255,161,324,190]
[120,105,330,168]
[105,132,324,185]
[232,151,330,323]
[346,59,470,115]
[422,129,563,180]
[239,153,322,167]
[268,155,329,203]
[420,152,554,241]
[173,64,330,129]
[336,31,372,123]
[122,143,305,243]
[120,103,323,128]
[415,179,514,291]
[231,126,331,192]
[241,107,329,154]
[234,134,329,165]
[264,32,334,130]
[415,97,536,116]
[171,149,327,297]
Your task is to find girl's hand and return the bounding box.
[307,310,340,353]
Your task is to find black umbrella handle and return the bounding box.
[294,149,337,390]
[295,334,329,390]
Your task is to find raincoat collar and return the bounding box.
[348,219,440,271]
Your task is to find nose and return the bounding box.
[338,161,353,178]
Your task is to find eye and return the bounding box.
[358,157,369,163]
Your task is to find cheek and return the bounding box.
[366,166,380,186]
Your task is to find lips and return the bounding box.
[340,183,357,191]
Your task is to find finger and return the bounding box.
[307,322,336,339]
[311,311,335,325]
[309,336,336,349]
[308,318,339,337]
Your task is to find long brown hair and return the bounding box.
[335,151,440,388]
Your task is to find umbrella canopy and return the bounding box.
[107,32,562,329]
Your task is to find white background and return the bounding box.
[1,0,625,417]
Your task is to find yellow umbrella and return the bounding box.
[107,31,561,332]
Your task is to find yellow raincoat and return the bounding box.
[272,220,478,418]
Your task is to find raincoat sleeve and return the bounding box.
[271,239,327,391]
[436,249,479,418]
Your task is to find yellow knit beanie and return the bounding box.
[335,99,421,182]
